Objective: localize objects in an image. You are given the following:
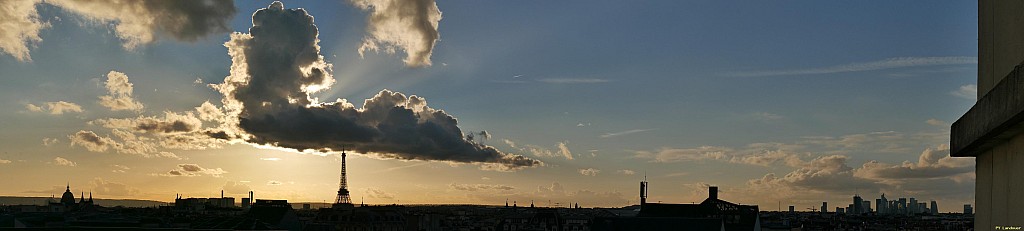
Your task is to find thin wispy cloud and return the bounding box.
[728,56,977,77]
[600,129,655,138]
[537,78,611,84]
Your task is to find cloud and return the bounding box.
[162,163,226,177]
[25,101,84,115]
[364,187,395,200]
[214,2,539,171]
[266,180,282,185]
[504,139,572,160]
[578,168,600,177]
[617,169,635,175]
[556,142,573,160]
[747,155,880,194]
[46,0,236,50]
[51,157,77,167]
[68,129,183,159]
[0,0,235,61]
[69,130,113,152]
[260,157,281,161]
[729,56,978,77]
[952,84,977,100]
[222,181,251,194]
[351,0,442,67]
[537,78,611,84]
[854,144,973,180]
[92,111,202,134]
[88,177,140,197]
[98,71,144,112]
[601,129,655,138]
[111,164,130,173]
[73,108,223,159]
[0,159,10,164]
[633,146,730,163]
[751,112,783,121]
[925,119,946,127]
[449,183,515,191]
[42,137,60,146]
[0,0,46,62]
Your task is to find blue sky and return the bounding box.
[0,0,978,212]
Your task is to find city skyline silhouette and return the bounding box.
[0,0,978,219]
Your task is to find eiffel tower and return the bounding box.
[334,148,352,205]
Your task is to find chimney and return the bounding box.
[221,190,224,198]
[709,186,718,200]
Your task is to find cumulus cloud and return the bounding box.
[92,111,202,134]
[42,137,60,146]
[0,0,46,62]
[68,129,182,159]
[163,163,226,177]
[0,159,11,164]
[617,169,635,175]
[51,157,77,167]
[0,0,234,61]
[98,71,144,112]
[855,144,973,180]
[745,154,882,201]
[952,84,977,100]
[69,130,114,152]
[556,142,573,160]
[89,177,140,196]
[449,183,515,191]
[25,101,84,115]
[578,168,600,177]
[46,0,235,49]
[351,0,441,67]
[214,2,538,170]
[70,105,224,159]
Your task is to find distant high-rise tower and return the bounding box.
[853,194,864,214]
[334,149,352,204]
[639,174,648,206]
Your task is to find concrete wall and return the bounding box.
[976,132,1024,229]
[979,0,1024,96]
[975,0,1024,229]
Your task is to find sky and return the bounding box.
[0,0,978,212]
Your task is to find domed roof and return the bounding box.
[60,184,75,205]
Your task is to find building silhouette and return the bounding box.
[621,182,760,231]
[48,184,94,212]
[852,195,864,214]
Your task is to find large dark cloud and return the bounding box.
[47,0,236,49]
[214,2,540,170]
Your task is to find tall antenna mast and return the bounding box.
[334,146,352,204]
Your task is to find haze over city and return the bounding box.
[0,0,977,213]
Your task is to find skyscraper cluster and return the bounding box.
[840,194,941,215]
